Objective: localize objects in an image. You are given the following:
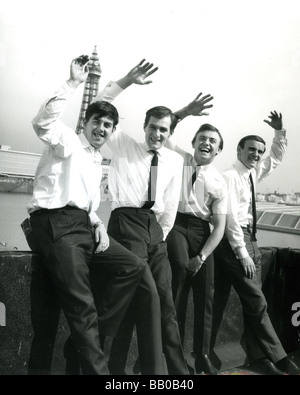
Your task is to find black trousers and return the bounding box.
[166,212,214,356]
[107,207,188,375]
[213,229,287,363]
[27,207,145,375]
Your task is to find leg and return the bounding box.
[166,227,190,305]
[148,217,188,375]
[30,210,109,375]
[108,264,164,375]
[107,209,164,375]
[215,237,286,364]
[90,236,146,337]
[28,258,61,375]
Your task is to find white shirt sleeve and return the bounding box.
[224,172,249,259]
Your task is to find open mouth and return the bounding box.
[199,148,210,154]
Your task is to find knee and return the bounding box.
[170,258,187,277]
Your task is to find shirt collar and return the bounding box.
[233,159,253,180]
[78,133,103,160]
[142,141,162,156]
[191,157,212,172]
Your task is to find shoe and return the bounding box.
[63,336,81,375]
[195,354,219,375]
[251,358,286,375]
[275,357,300,375]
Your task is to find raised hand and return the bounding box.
[126,59,158,85]
[263,110,283,130]
[69,55,90,86]
[185,92,214,117]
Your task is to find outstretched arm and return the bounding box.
[257,110,287,182]
[173,92,214,122]
[92,58,158,103]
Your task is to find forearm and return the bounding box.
[257,129,287,182]
[32,82,76,140]
[92,81,124,104]
[225,214,249,259]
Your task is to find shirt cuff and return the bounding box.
[274,129,286,139]
[92,81,124,103]
[89,212,101,227]
[234,246,249,260]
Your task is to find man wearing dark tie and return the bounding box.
[213,111,300,375]
[92,75,188,374]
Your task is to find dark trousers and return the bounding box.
[107,207,188,375]
[27,207,146,375]
[166,212,214,356]
[213,229,287,363]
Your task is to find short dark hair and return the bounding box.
[85,101,119,126]
[191,123,224,151]
[238,135,266,153]
[144,106,177,134]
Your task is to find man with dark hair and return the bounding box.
[91,72,190,375]
[163,95,227,375]
[25,55,164,375]
[213,111,300,375]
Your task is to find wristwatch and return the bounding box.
[199,253,206,263]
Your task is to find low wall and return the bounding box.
[0,247,299,375]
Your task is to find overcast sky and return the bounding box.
[1,0,300,194]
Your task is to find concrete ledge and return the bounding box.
[0,247,299,375]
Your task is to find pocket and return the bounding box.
[48,213,73,242]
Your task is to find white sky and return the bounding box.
[1,0,300,194]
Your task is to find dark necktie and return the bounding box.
[142,150,158,209]
[190,165,200,191]
[249,172,257,241]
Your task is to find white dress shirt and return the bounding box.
[93,81,183,239]
[28,82,103,226]
[224,130,287,258]
[168,143,227,221]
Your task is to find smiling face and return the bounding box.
[237,139,266,169]
[144,115,172,150]
[193,130,222,165]
[83,114,116,150]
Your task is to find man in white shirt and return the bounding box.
[165,115,227,374]
[213,112,300,375]
[92,75,189,375]
[26,56,164,375]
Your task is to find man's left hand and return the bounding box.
[185,92,214,117]
[264,110,283,130]
[126,59,158,85]
[187,255,204,277]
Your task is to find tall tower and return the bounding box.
[75,46,102,135]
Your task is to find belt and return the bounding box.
[30,205,81,218]
[113,207,154,214]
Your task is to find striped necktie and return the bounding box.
[142,150,158,209]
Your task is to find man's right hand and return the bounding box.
[239,256,256,279]
[67,55,90,89]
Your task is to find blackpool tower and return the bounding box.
[75,46,102,135]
